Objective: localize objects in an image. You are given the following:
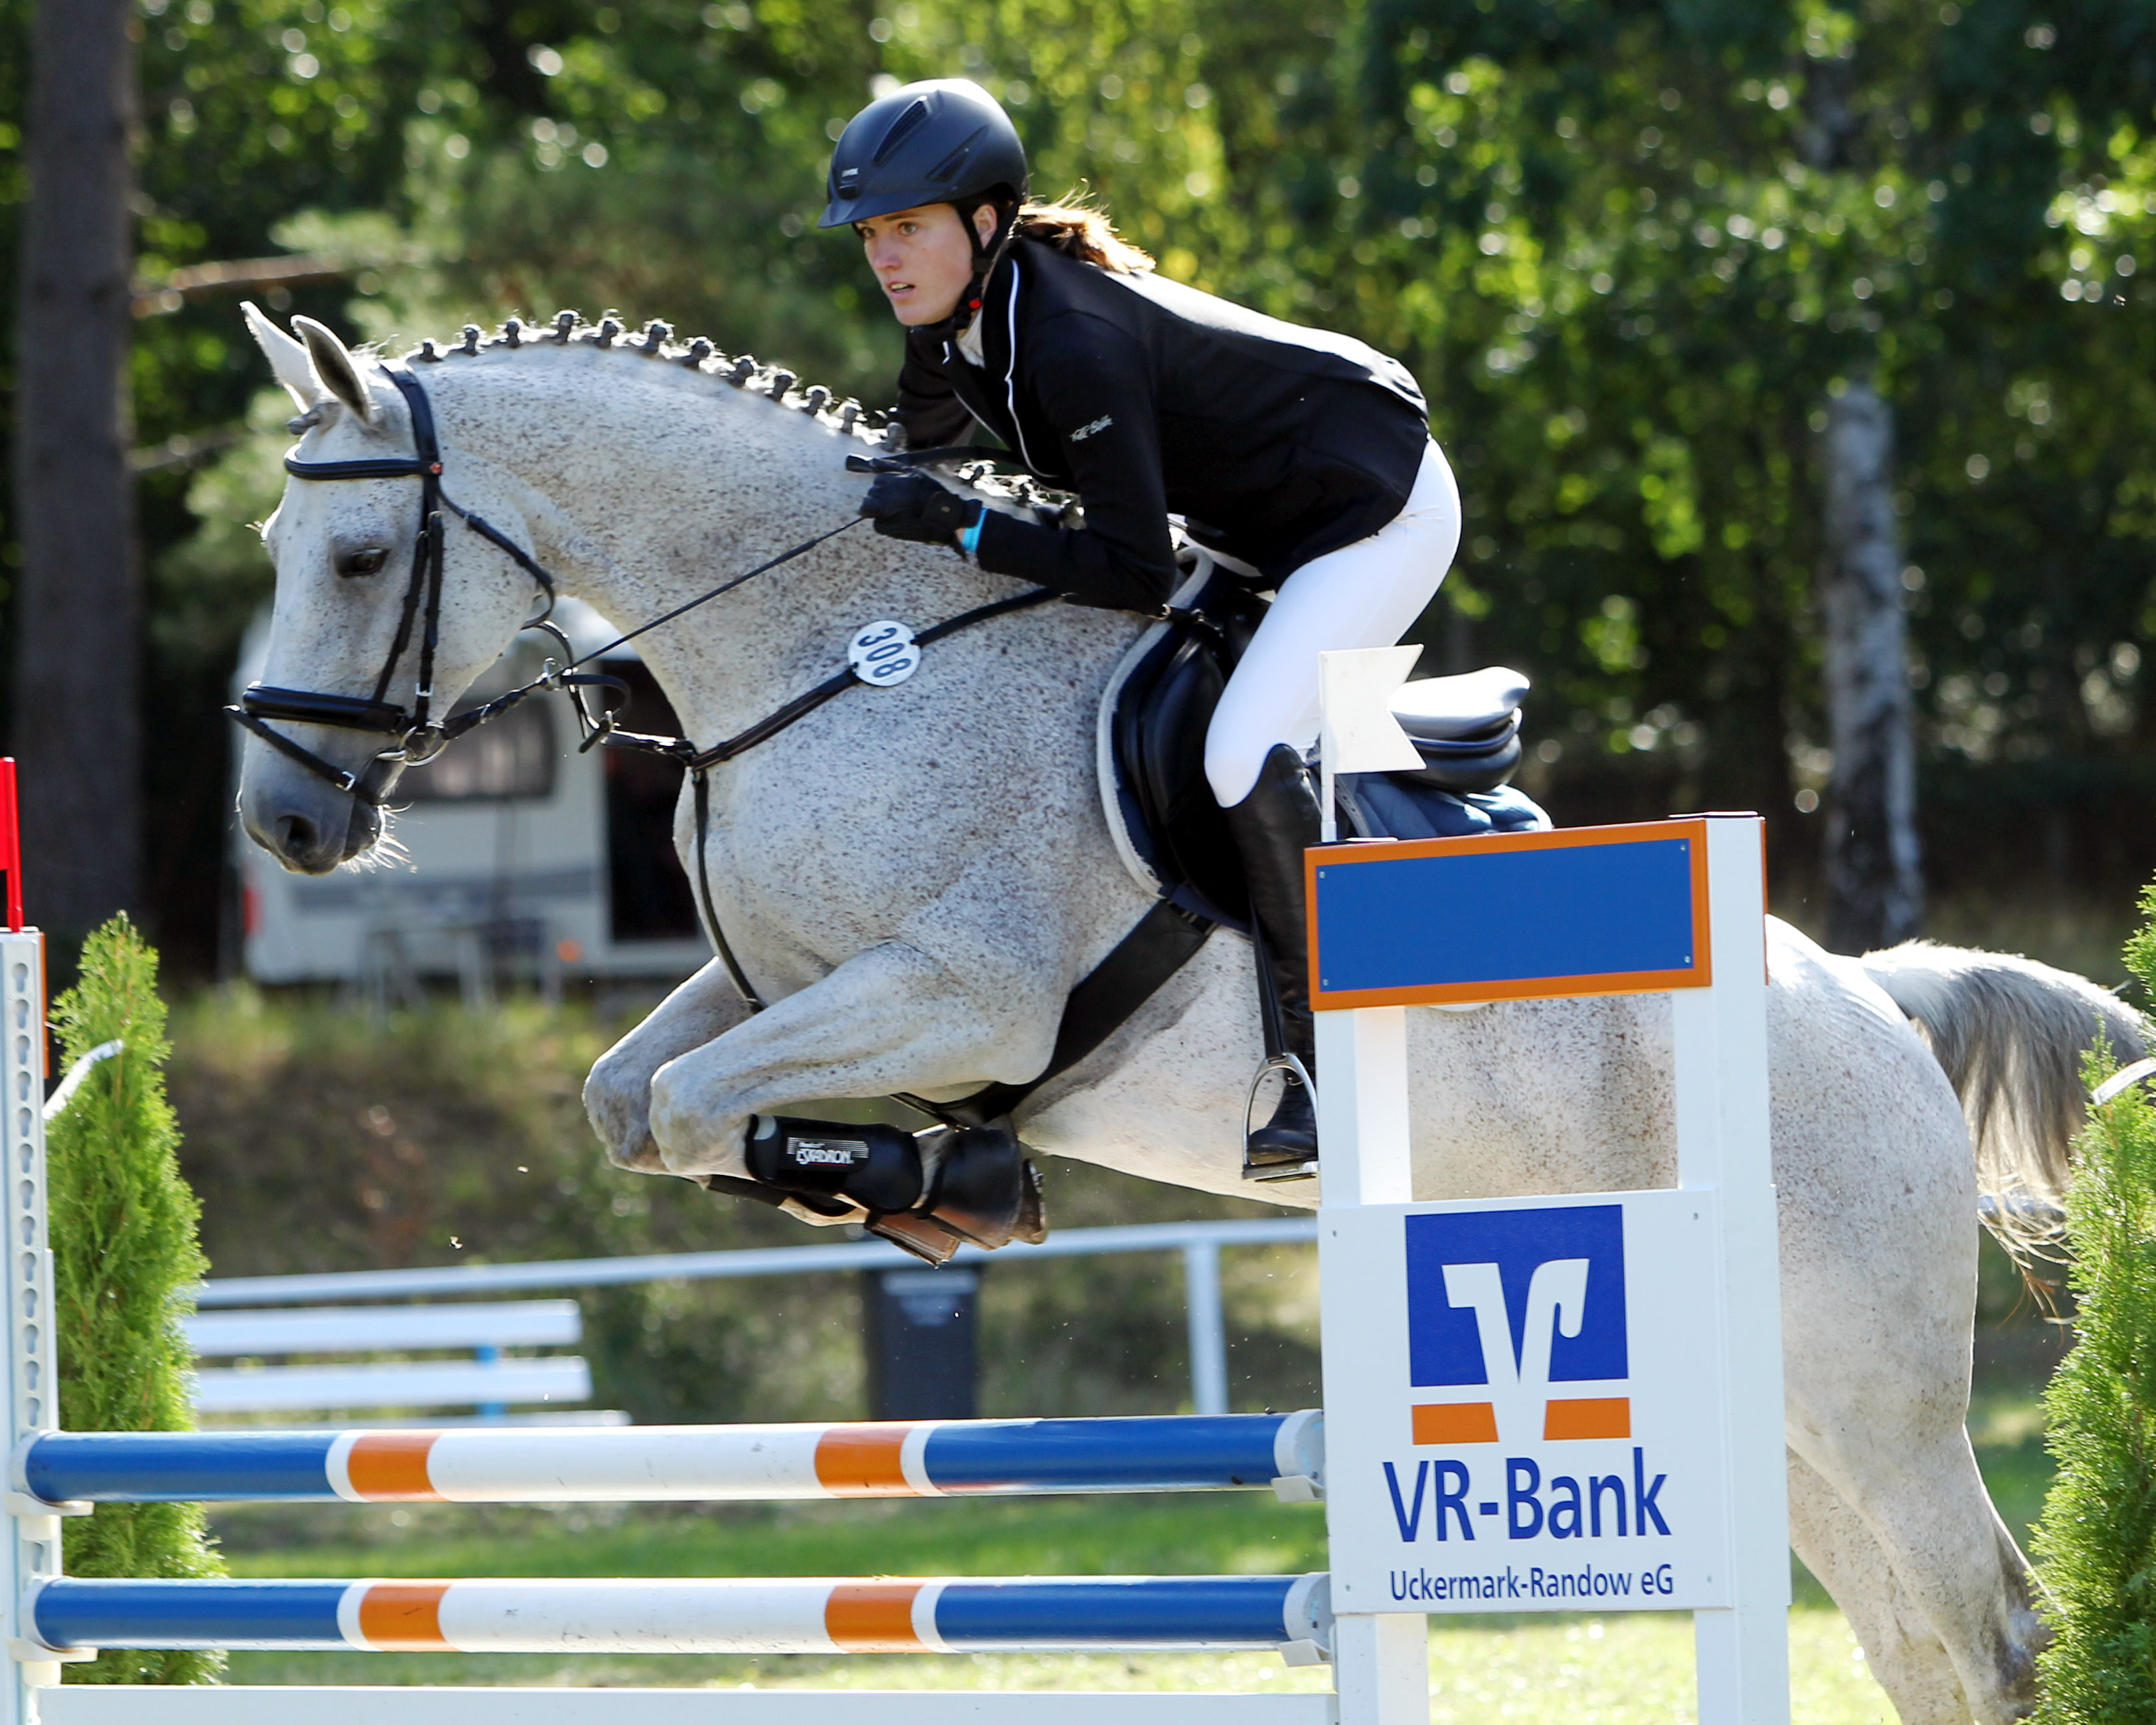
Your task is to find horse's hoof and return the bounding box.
[919,1123,1033,1249]
[867,1210,966,1265]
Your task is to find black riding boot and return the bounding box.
[1225,743,1322,1182]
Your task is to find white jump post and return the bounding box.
[3,757,83,1714]
[1310,812,1789,1724]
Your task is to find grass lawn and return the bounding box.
[213,1613,1893,1724]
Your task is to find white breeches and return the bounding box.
[1203,440,1462,806]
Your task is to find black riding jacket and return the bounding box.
[894,238,1432,612]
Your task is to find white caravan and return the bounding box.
[231,601,707,995]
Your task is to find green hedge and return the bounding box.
[2032,880,2156,1722]
[47,917,225,1684]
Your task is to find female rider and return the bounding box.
[827,78,1463,1178]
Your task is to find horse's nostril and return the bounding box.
[274,812,319,858]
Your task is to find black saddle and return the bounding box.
[1106,559,1548,929]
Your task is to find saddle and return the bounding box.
[1100,553,1548,928]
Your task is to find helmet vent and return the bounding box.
[872,98,931,165]
[928,125,988,184]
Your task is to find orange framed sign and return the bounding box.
[1306,819,1714,1010]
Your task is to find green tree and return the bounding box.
[11,0,2156,966]
[1269,0,2156,923]
[46,915,224,1686]
[2031,877,2156,1720]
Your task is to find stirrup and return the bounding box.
[1242,1051,1319,1183]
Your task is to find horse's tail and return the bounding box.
[1860,939,2147,1240]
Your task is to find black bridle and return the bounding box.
[227,359,1055,1025]
[228,362,589,804]
[226,361,863,805]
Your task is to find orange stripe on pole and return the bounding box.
[814,1424,916,1495]
[1543,1398,1631,1441]
[1411,1403,1500,1444]
[345,1432,443,1501]
[358,1582,452,1650]
[825,1582,924,1651]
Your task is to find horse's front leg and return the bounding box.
[645,938,1060,1182]
[584,958,753,1173]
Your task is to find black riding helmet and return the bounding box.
[818,78,1029,229]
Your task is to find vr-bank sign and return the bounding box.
[1322,1190,1736,1613]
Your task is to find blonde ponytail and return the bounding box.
[1011,195,1154,274]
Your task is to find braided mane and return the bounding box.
[399,309,1067,514]
[403,309,890,444]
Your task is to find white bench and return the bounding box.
[181,1299,624,1426]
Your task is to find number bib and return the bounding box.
[848,620,922,687]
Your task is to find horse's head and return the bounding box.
[238,308,546,872]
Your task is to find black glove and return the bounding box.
[859,471,982,546]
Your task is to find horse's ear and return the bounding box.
[243,300,321,413]
[292,314,375,425]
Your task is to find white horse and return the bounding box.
[237,306,2135,1724]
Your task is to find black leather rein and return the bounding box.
[227,360,868,804]
[232,359,1209,1135]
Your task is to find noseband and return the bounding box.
[227,362,591,805]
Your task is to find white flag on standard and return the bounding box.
[1318,646,1424,776]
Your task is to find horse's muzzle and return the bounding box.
[240,758,385,874]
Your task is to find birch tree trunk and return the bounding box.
[9,0,141,942]
[1819,379,1923,952]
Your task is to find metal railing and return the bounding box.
[193,1217,1320,1417]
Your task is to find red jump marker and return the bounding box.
[0,757,21,931]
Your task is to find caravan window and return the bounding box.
[400,698,557,801]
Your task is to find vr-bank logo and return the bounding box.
[1405,1206,1629,1446]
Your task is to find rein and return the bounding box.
[226,363,992,802]
[228,359,1062,1049]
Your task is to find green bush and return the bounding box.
[2032,879,2156,1722]
[47,917,225,1685]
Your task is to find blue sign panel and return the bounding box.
[1308,824,1706,1007]
[1405,1206,1629,1388]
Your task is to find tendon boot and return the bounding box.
[725,1114,1047,1265]
[1224,743,1322,1182]
[743,1115,925,1212]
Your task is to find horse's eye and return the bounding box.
[338,547,389,579]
